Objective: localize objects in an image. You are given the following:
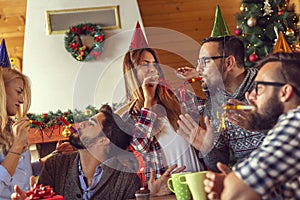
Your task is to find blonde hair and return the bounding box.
[0,68,31,152]
[123,48,181,130]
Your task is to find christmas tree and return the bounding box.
[235,0,300,67]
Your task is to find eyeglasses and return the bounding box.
[197,56,228,67]
[254,81,286,95]
[254,81,300,97]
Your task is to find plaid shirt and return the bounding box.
[124,89,205,184]
[233,106,300,199]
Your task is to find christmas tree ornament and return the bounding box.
[247,17,257,27]
[210,5,230,37]
[263,0,273,16]
[291,41,300,52]
[84,109,92,116]
[62,127,72,138]
[249,53,259,62]
[235,28,242,35]
[240,4,245,12]
[285,28,295,36]
[278,6,284,15]
[273,31,292,53]
[0,39,11,68]
[129,21,148,50]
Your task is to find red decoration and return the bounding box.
[235,28,242,35]
[249,53,259,62]
[25,184,64,200]
[129,21,148,50]
[58,116,77,134]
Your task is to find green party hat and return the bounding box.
[210,5,230,37]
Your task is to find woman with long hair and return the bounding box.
[120,47,204,188]
[0,67,33,198]
[0,67,73,199]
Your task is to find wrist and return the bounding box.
[8,150,22,156]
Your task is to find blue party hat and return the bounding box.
[0,39,11,68]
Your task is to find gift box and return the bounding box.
[25,184,64,200]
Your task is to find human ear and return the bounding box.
[225,56,235,71]
[280,84,293,102]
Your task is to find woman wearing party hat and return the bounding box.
[120,22,205,195]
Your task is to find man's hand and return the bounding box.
[176,66,199,80]
[11,176,36,200]
[177,114,213,154]
[55,140,75,154]
[148,164,186,196]
[204,162,231,200]
[225,98,254,131]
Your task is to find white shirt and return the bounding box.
[156,116,203,172]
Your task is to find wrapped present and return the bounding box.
[25,184,64,200]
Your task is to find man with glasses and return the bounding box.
[204,52,300,199]
[177,36,266,172]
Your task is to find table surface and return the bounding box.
[130,194,176,200]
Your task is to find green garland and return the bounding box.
[27,105,99,129]
[64,23,105,61]
[27,103,124,129]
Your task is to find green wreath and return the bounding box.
[64,23,105,61]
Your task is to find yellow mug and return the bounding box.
[179,171,208,200]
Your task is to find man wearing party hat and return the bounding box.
[176,5,266,172]
[120,21,205,196]
[0,39,11,68]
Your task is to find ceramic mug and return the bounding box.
[179,171,208,200]
[167,172,192,200]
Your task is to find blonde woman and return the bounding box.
[0,68,72,199]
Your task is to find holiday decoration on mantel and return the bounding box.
[235,0,299,67]
[64,23,104,61]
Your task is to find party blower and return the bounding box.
[185,77,202,84]
[222,105,254,110]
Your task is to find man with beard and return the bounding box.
[203,52,300,199]
[12,105,141,200]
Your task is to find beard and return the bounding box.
[69,132,86,149]
[69,129,103,150]
[248,94,284,130]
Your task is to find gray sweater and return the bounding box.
[38,152,140,200]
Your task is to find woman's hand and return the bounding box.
[142,75,159,108]
[11,176,36,200]
[11,117,30,152]
[177,114,214,155]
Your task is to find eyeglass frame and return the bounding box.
[254,81,300,97]
[197,55,229,67]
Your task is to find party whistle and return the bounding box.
[222,105,254,110]
[57,116,77,134]
[185,77,202,84]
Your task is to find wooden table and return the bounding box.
[130,194,176,200]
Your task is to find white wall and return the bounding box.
[23,0,143,113]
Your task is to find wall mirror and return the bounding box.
[45,6,120,35]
